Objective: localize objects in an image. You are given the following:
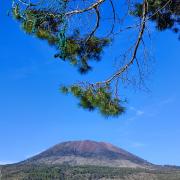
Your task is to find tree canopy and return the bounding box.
[11,0,180,117]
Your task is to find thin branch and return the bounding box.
[107,0,116,36]
[146,0,172,21]
[114,0,172,36]
[86,7,100,42]
[115,78,119,99]
[65,0,105,16]
[135,57,143,83]
[17,0,42,6]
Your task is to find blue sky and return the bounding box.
[0,1,180,166]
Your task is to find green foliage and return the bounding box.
[12,5,110,74]
[2,164,180,180]
[60,84,125,117]
[12,6,61,44]
[55,31,110,73]
[132,0,180,36]
[12,4,21,20]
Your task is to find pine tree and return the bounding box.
[11,0,180,117]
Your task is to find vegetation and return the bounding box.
[11,0,180,117]
[133,0,180,33]
[1,164,180,180]
[60,84,125,117]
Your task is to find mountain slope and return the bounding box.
[22,140,150,168]
[1,140,180,180]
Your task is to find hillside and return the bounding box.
[1,140,180,180]
[22,140,150,168]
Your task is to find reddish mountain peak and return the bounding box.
[53,140,122,154]
[27,140,149,166]
[39,140,139,160]
[58,140,130,155]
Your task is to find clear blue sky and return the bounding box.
[0,1,180,166]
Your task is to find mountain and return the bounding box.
[1,140,180,180]
[22,140,151,168]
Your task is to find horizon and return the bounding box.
[0,1,180,167]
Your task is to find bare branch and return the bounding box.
[65,0,105,16]
[96,0,148,85]
[107,0,116,36]
[16,0,42,6]
[86,7,100,42]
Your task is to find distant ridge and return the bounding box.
[21,140,151,168]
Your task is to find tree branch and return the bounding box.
[65,0,105,16]
[96,0,148,85]
[86,7,100,42]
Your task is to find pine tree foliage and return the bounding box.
[12,4,110,73]
[10,0,180,117]
[133,0,180,36]
[12,5,63,44]
[60,84,125,117]
[54,30,110,73]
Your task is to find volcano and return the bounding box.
[22,140,151,168]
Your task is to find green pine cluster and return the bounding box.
[60,84,125,117]
[12,5,110,73]
[12,5,62,45]
[132,0,180,35]
[55,31,110,73]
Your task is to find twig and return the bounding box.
[86,7,100,42]
[65,0,105,16]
